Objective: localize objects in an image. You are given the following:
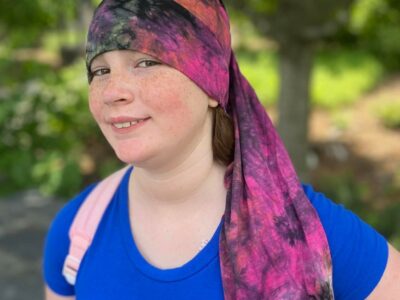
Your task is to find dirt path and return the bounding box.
[0,191,63,300]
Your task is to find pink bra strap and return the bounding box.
[62,166,130,285]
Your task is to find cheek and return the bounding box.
[146,82,194,131]
[88,88,102,121]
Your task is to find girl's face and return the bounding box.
[88,50,218,170]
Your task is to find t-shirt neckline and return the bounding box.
[118,166,222,282]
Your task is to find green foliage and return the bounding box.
[92,0,103,6]
[237,49,383,109]
[228,0,355,43]
[350,0,400,69]
[226,0,277,18]
[312,50,383,109]
[351,0,383,31]
[0,0,78,47]
[0,59,100,197]
[376,102,400,129]
[0,0,120,198]
[0,57,53,86]
[245,0,278,14]
[236,50,278,106]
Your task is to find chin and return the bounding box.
[112,142,160,167]
[114,147,147,165]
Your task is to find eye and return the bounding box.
[136,59,161,68]
[90,67,110,78]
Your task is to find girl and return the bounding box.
[43,0,400,299]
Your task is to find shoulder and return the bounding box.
[301,183,342,219]
[48,183,98,236]
[302,183,370,238]
[43,183,98,296]
[301,184,389,299]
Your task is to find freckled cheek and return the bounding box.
[88,89,103,122]
[146,85,193,133]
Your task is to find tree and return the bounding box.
[350,0,400,70]
[227,0,355,179]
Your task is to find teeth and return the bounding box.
[113,120,144,129]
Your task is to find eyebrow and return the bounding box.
[90,51,159,69]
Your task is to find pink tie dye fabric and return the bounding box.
[86,1,334,299]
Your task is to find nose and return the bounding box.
[102,72,134,106]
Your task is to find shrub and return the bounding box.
[0,60,101,197]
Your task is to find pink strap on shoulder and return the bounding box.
[62,166,130,285]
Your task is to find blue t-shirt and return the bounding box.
[43,167,388,299]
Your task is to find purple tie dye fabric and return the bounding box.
[86,1,334,299]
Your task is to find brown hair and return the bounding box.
[212,106,234,166]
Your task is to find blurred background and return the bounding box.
[0,0,399,299]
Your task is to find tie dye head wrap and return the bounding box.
[87,1,333,298]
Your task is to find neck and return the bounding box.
[130,151,226,210]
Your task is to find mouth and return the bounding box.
[110,117,151,132]
[113,118,148,129]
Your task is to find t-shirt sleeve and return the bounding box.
[42,184,97,296]
[302,184,389,300]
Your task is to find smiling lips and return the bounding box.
[110,117,151,132]
[113,119,146,129]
